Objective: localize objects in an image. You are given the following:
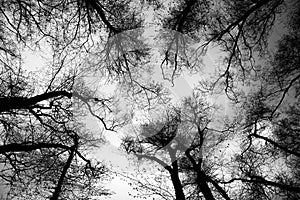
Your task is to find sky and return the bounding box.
[13,1,289,199]
[19,26,234,199]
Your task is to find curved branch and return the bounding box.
[221,177,300,193]
[249,133,300,157]
[215,0,272,41]
[271,74,300,117]
[85,0,119,34]
[136,154,171,172]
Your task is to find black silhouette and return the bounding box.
[144,111,181,149]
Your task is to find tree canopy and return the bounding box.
[0,0,299,199]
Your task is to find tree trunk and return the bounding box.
[197,170,215,200]
[170,170,186,200]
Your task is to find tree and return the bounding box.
[154,0,287,98]
[176,92,237,200]
[225,3,300,199]
[1,0,300,199]
[122,90,236,200]
[0,0,145,199]
[122,107,186,200]
[0,62,115,199]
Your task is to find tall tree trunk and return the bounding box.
[185,150,215,200]
[197,170,215,200]
[168,147,186,200]
[50,146,75,200]
[50,135,78,200]
[170,170,186,200]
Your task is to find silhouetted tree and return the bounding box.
[229,3,300,199]
[157,0,287,97]
[122,91,235,200]
[0,1,145,199]
[0,63,115,199]
[1,0,300,199]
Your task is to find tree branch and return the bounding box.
[249,133,300,157]
[0,91,72,113]
[220,177,300,193]
[0,142,73,154]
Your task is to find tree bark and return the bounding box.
[0,91,72,113]
[197,170,215,200]
[50,135,78,200]
[50,146,75,200]
[170,167,186,200]
[185,150,215,200]
[0,142,72,154]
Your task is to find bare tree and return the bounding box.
[225,4,300,199]
[122,91,235,200]
[0,63,115,199]
[159,0,287,98]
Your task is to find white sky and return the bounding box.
[20,28,231,199]
[15,1,289,199]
